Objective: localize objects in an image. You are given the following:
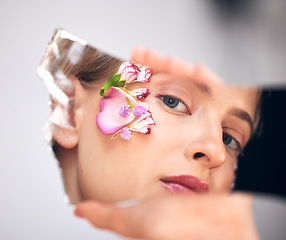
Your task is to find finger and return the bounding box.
[75,201,117,229]
[131,47,223,86]
[132,46,169,73]
[164,55,196,79]
[192,63,223,86]
[131,46,146,65]
[75,201,147,239]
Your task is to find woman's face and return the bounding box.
[75,73,258,203]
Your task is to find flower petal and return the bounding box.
[129,111,155,134]
[120,127,132,140]
[130,88,150,100]
[129,125,150,134]
[96,87,136,134]
[119,105,131,118]
[118,62,140,84]
[133,105,147,118]
[135,66,152,83]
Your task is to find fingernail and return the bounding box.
[74,207,84,218]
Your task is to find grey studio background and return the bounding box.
[1,0,285,240]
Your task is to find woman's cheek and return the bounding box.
[212,161,236,193]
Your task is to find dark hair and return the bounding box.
[252,88,263,137]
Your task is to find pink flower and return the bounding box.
[117,62,152,84]
[129,111,155,134]
[96,86,155,140]
[119,105,131,118]
[120,127,132,140]
[96,87,136,134]
[118,62,140,84]
[130,88,150,100]
[97,62,154,140]
[137,66,152,82]
[133,106,147,118]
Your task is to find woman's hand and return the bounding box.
[75,193,259,240]
[131,46,222,85]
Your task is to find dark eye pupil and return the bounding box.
[163,96,179,108]
[223,132,232,145]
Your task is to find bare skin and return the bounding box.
[75,194,258,240]
[74,47,260,240]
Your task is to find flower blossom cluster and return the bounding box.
[96,62,155,140]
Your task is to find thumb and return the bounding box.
[74,201,116,229]
[74,200,148,239]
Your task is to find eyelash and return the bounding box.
[157,94,191,115]
[223,132,242,153]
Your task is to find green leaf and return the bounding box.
[114,80,126,87]
[100,73,126,96]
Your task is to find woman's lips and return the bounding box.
[160,175,209,194]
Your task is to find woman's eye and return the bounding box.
[223,132,242,152]
[159,95,190,114]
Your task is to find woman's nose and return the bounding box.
[183,122,227,169]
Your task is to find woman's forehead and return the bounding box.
[150,73,258,117]
[151,73,257,97]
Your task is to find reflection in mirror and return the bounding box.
[38,30,285,206]
[38,29,124,204]
[234,88,286,197]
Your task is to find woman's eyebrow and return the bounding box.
[228,108,254,134]
[194,82,212,97]
[193,83,253,133]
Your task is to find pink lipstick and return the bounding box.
[160,175,209,194]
